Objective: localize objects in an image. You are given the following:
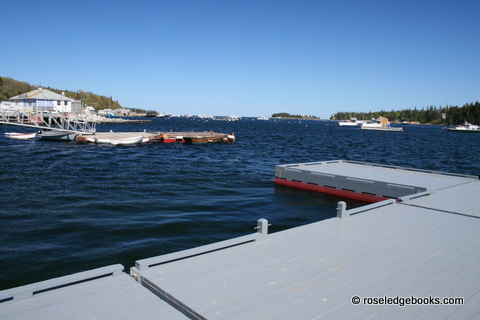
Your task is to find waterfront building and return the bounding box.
[6,87,82,114]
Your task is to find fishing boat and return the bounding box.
[4,132,37,140]
[110,136,144,145]
[448,121,480,132]
[361,120,382,128]
[361,117,403,131]
[36,130,77,141]
[338,118,365,126]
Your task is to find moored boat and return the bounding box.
[361,120,382,128]
[448,121,480,132]
[338,118,365,126]
[224,134,235,142]
[4,132,37,139]
[94,138,112,144]
[110,136,144,145]
[361,116,403,131]
[36,130,77,141]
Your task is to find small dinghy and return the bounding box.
[4,132,37,140]
[110,136,144,145]
[35,130,77,141]
[94,138,113,144]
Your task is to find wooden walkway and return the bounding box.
[1,161,479,319]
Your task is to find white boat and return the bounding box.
[110,136,144,145]
[94,138,112,144]
[338,118,365,126]
[212,115,241,121]
[36,130,77,141]
[361,120,382,128]
[4,132,37,139]
[448,121,480,132]
[257,116,270,120]
[361,116,403,131]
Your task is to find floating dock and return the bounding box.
[0,265,187,319]
[1,161,479,319]
[274,160,477,202]
[76,131,235,143]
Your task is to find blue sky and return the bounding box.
[2,0,479,118]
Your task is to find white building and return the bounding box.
[7,87,83,114]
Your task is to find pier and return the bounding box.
[0,110,97,134]
[1,161,479,319]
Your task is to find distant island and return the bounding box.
[271,112,320,120]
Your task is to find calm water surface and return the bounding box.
[1,118,479,290]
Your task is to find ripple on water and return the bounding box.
[0,119,479,289]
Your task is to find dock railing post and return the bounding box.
[256,218,269,239]
[336,201,348,218]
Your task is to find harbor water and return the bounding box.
[1,118,479,291]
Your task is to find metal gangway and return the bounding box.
[0,110,97,134]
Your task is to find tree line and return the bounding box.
[272,112,319,119]
[0,77,124,111]
[330,102,480,125]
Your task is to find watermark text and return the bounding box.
[351,295,464,307]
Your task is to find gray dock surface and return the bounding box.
[2,161,479,319]
[130,182,480,319]
[0,265,187,319]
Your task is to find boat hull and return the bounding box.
[448,121,479,132]
[110,136,144,145]
[361,127,403,131]
[448,128,480,132]
[448,129,480,132]
[338,121,361,126]
[4,132,36,139]
[36,131,77,141]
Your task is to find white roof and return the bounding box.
[9,87,73,101]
